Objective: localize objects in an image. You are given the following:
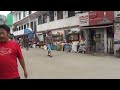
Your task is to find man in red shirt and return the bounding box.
[0,24,28,79]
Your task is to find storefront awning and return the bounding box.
[13,28,35,39]
[80,25,114,29]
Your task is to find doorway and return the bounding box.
[107,27,114,54]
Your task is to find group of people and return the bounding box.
[45,31,87,56]
[16,36,37,50]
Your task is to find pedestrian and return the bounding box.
[25,36,29,50]
[20,37,24,48]
[45,31,53,57]
[0,24,28,79]
[19,37,23,48]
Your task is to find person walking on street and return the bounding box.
[0,24,28,79]
[19,37,24,48]
[25,36,29,50]
[45,31,53,57]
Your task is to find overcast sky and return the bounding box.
[0,11,10,16]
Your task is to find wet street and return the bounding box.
[18,48,120,79]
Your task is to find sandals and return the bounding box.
[49,55,52,57]
[47,55,52,57]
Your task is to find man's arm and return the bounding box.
[18,58,28,78]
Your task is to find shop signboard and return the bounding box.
[79,12,89,26]
[89,11,114,26]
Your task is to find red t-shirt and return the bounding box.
[0,40,23,79]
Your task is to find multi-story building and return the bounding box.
[12,11,83,43]
[11,11,119,55]
[12,11,39,40]
[36,11,82,44]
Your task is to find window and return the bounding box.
[68,11,75,17]
[19,12,21,20]
[27,23,29,28]
[16,28,18,31]
[57,11,63,20]
[29,11,31,15]
[24,24,26,29]
[43,13,47,23]
[31,22,33,30]
[21,25,23,29]
[34,21,36,32]
[49,11,54,21]
[19,26,21,30]
[23,11,25,17]
[38,15,42,25]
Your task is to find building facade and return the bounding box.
[79,11,114,54]
[114,11,120,54]
[12,11,38,40]
[12,11,117,54]
[36,11,82,44]
[12,11,83,44]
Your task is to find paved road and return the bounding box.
[18,48,120,79]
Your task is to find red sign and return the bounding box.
[89,11,114,26]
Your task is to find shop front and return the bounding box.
[85,11,114,54]
[114,12,120,55]
[66,28,80,52]
[52,30,64,51]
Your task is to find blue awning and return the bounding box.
[13,28,35,39]
[24,28,32,35]
[24,28,35,39]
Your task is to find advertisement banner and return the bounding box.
[89,11,114,26]
[79,12,89,26]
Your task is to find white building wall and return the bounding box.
[13,30,24,36]
[13,13,16,23]
[37,15,79,32]
[13,11,35,23]
[13,12,19,23]
[31,11,37,14]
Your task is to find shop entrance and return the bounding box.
[106,27,114,54]
[89,29,96,53]
[88,28,104,53]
